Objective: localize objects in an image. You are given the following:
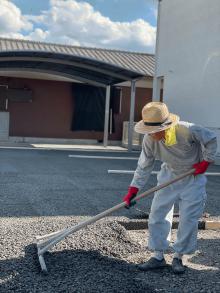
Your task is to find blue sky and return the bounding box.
[12,0,157,25]
[11,0,50,15]
[1,0,157,52]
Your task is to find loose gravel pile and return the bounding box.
[0,217,154,293]
[0,216,220,293]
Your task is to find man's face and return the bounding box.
[149,130,165,141]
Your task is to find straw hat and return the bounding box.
[135,102,179,134]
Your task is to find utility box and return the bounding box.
[0,112,9,141]
[122,121,143,149]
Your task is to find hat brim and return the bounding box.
[134,113,179,134]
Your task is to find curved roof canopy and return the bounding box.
[0,38,154,87]
[0,51,147,88]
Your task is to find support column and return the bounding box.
[128,80,136,152]
[103,85,111,147]
[153,76,163,101]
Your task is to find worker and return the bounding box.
[123,102,217,274]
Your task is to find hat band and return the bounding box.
[144,118,172,126]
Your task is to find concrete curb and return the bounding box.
[118,219,220,230]
[205,220,220,230]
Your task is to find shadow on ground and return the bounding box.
[0,244,155,293]
[1,239,220,293]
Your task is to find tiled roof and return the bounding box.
[0,38,155,77]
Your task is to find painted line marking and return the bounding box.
[108,170,220,176]
[68,155,138,160]
[108,170,158,174]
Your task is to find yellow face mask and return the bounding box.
[165,126,177,146]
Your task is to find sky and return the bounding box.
[0,0,158,53]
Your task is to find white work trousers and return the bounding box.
[148,164,207,254]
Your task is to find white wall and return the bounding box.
[156,0,220,154]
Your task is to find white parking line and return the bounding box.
[108,170,220,176]
[108,170,158,174]
[68,155,138,160]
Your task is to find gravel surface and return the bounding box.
[128,229,220,293]
[0,217,155,293]
[0,216,220,293]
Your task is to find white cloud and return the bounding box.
[0,0,32,34]
[0,0,156,52]
[28,28,49,41]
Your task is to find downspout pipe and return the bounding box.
[128,79,136,152]
[152,0,162,101]
[103,85,111,147]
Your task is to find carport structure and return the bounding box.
[0,38,154,150]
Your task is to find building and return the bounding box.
[0,38,155,150]
[153,0,220,158]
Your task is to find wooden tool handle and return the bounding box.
[38,169,195,255]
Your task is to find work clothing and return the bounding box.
[123,186,139,207]
[135,102,179,134]
[148,165,207,254]
[165,126,177,146]
[153,251,164,261]
[172,258,185,274]
[193,160,210,176]
[173,252,183,260]
[137,257,167,271]
[131,121,217,254]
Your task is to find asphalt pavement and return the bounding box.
[0,148,219,218]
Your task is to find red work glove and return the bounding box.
[123,186,139,208]
[193,160,210,176]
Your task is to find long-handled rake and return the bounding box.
[36,169,194,273]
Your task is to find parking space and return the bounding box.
[0,148,219,218]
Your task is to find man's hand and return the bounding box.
[123,186,139,208]
[193,160,210,176]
